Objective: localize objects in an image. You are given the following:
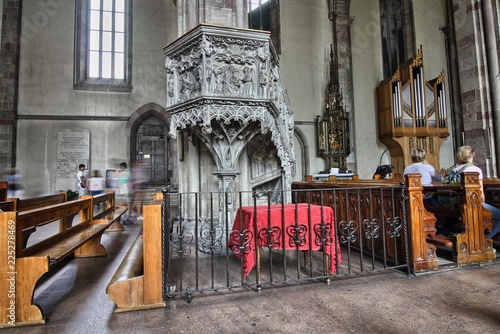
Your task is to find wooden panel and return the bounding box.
[143,205,164,305]
[292,173,496,272]
[106,204,165,312]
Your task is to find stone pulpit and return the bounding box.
[164,24,295,228]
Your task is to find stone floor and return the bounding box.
[4,217,500,334]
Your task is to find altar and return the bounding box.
[228,203,341,278]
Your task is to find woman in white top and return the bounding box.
[403,148,443,186]
[447,146,500,238]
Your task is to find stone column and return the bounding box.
[482,0,500,176]
[451,0,497,176]
[176,0,247,35]
[0,0,21,169]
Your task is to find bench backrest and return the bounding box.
[13,192,67,212]
[483,178,500,209]
[0,181,7,201]
[83,191,116,220]
[0,199,15,212]
[15,198,93,258]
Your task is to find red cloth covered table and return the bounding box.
[228,203,341,278]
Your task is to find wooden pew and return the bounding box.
[10,192,68,247]
[403,174,441,272]
[292,173,496,273]
[11,192,68,211]
[83,191,127,232]
[106,204,165,312]
[421,172,496,265]
[482,178,500,242]
[0,197,112,327]
[483,177,500,210]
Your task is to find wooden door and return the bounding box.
[138,135,168,184]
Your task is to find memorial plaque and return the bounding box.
[55,131,90,192]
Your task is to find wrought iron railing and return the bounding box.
[161,185,410,303]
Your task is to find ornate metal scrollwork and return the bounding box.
[170,228,194,257]
[386,216,402,238]
[363,218,380,239]
[258,226,281,249]
[229,229,253,255]
[199,220,224,253]
[339,220,357,243]
[286,224,307,247]
[314,221,333,246]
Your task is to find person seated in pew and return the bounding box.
[373,164,393,179]
[436,146,500,238]
[404,148,443,186]
[404,148,443,208]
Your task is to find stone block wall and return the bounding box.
[0,0,20,168]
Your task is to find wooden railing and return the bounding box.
[292,172,496,273]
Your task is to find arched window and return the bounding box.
[74,0,132,91]
[379,0,415,78]
[248,0,281,53]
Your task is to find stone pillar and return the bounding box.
[329,2,354,171]
[335,14,355,117]
[451,0,497,176]
[482,0,500,176]
[0,0,21,169]
[176,0,246,35]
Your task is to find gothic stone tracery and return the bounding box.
[164,25,295,192]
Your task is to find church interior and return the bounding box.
[1,0,500,331]
[0,0,498,196]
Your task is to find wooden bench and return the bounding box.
[83,191,127,232]
[482,178,500,242]
[406,172,495,268]
[106,204,165,313]
[0,197,112,327]
[10,193,68,247]
[483,177,500,212]
[11,192,68,212]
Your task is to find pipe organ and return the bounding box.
[376,46,449,176]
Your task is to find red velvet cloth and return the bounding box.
[228,203,341,278]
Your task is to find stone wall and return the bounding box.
[0,0,20,168]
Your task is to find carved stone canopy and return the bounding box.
[164,24,295,183]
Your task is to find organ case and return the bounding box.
[376,46,449,176]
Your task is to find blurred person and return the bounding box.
[88,170,105,196]
[130,161,147,221]
[4,167,25,199]
[76,164,87,197]
[118,162,134,225]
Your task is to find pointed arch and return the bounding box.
[294,126,310,178]
[125,102,171,163]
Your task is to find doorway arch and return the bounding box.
[125,102,174,186]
